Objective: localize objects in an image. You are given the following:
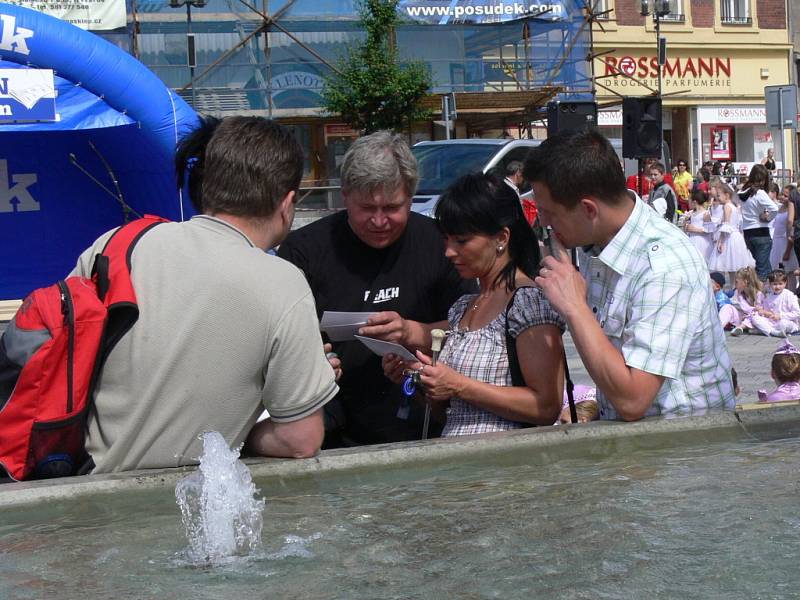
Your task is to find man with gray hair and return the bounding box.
[279,131,475,447]
[504,160,525,196]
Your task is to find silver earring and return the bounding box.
[497,245,505,254]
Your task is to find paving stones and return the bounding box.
[564,331,778,402]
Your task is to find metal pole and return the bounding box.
[778,92,786,185]
[187,2,196,109]
[443,96,451,140]
[655,15,662,100]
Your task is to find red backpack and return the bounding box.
[0,216,166,481]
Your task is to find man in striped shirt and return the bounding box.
[525,130,735,420]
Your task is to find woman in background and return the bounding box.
[739,164,779,281]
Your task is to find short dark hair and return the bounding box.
[710,271,726,288]
[767,181,781,196]
[435,172,540,291]
[176,116,303,218]
[523,129,627,209]
[691,187,708,204]
[768,269,788,284]
[650,162,666,175]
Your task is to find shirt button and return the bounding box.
[600,319,605,327]
[592,306,598,313]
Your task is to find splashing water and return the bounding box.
[175,431,265,565]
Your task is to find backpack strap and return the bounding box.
[89,215,168,392]
[504,287,526,388]
[93,215,168,305]
[505,286,577,423]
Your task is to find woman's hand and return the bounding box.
[381,352,407,385]
[414,350,464,403]
[717,241,724,254]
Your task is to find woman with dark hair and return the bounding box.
[383,172,565,435]
[739,163,779,280]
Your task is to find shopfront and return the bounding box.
[694,106,788,179]
[593,48,794,176]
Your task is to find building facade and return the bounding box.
[120,0,591,197]
[592,0,795,178]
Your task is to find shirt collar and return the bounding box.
[593,198,650,276]
[191,215,256,248]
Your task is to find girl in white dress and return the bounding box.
[683,188,713,264]
[769,185,798,290]
[708,181,755,287]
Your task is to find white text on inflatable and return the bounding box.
[0,160,39,213]
[0,15,34,56]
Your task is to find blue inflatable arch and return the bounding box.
[0,3,199,300]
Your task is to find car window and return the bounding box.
[412,144,501,197]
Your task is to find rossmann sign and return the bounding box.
[601,55,732,91]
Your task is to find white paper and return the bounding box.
[320,311,373,342]
[354,335,417,361]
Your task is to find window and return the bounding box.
[721,0,751,24]
[660,0,685,22]
[588,0,611,19]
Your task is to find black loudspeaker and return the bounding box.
[622,97,663,159]
[546,101,598,137]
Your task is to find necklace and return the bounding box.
[471,292,490,311]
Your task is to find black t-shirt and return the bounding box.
[278,211,476,445]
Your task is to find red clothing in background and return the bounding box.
[626,172,674,197]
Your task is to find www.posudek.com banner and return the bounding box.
[398,0,567,24]
[4,0,126,30]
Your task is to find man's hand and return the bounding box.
[358,311,410,344]
[381,352,407,385]
[323,343,342,381]
[535,252,588,320]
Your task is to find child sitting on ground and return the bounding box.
[750,269,800,337]
[758,340,800,402]
[723,266,763,335]
[710,271,732,311]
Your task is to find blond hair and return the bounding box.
[735,267,762,306]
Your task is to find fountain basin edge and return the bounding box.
[2,404,799,508]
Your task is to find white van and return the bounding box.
[409,137,670,216]
[410,139,541,216]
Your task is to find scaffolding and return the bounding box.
[127,0,600,128]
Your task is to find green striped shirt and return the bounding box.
[581,199,736,419]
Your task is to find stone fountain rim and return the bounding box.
[1,404,798,508]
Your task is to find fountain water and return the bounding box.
[175,431,265,565]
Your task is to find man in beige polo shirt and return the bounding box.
[72,117,338,473]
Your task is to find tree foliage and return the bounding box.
[321,0,432,133]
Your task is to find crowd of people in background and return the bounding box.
[630,152,800,405]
